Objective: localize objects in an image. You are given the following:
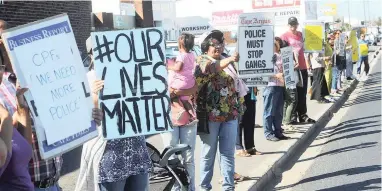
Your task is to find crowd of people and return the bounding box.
[0,15,370,191]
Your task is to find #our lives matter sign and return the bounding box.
[281,46,296,89]
[303,22,325,53]
[91,27,172,140]
[1,14,96,159]
[238,12,275,78]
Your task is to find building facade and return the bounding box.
[0,1,92,58]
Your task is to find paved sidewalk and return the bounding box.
[58,47,381,190]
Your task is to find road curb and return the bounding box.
[249,51,380,191]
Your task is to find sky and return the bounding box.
[92,0,382,25]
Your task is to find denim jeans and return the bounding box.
[263,86,284,138]
[98,173,149,191]
[357,56,370,75]
[345,61,354,78]
[200,120,237,191]
[34,183,61,191]
[161,125,197,191]
[331,66,339,91]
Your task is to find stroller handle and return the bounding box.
[159,144,191,167]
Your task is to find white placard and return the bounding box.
[242,76,269,87]
[237,12,275,78]
[1,14,97,159]
[338,33,346,56]
[281,46,296,89]
[91,28,173,140]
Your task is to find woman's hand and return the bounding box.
[230,52,239,62]
[91,80,104,108]
[92,108,103,126]
[275,73,284,80]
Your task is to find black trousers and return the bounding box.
[296,69,308,118]
[311,67,329,101]
[236,94,256,150]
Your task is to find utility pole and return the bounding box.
[363,0,366,25]
[348,1,351,28]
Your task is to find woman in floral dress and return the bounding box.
[195,30,246,191]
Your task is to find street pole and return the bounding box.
[363,0,366,25]
[348,1,351,29]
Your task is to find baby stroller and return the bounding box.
[147,143,191,191]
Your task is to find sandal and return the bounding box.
[234,173,251,182]
[246,147,263,155]
[299,115,316,124]
[236,150,251,157]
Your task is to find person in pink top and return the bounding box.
[162,32,198,191]
[281,17,316,125]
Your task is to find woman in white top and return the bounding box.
[308,52,332,103]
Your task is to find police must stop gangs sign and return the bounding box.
[91,27,173,140]
[238,12,275,78]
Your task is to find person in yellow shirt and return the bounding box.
[357,34,369,77]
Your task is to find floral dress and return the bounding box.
[194,55,244,122]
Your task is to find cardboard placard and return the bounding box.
[303,22,325,53]
[237,12,275,78]
[1,14,97,159]
[91,28,173,140]
[281,46,296,89]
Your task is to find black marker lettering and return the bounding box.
[100,67,121,100]
[146,28,165,61]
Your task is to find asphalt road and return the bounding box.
[274,52,381,191]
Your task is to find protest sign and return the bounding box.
[1,14,96,159]
[237,12,275,78]
[303,22,324,53]
[91,28,172,140]
[281,46,296,89]
[242,76,269,87]
[337,33,346,56]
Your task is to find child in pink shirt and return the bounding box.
[167,33,197,126]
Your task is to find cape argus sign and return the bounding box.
[212,10,243,26]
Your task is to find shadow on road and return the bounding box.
[274,165,382,190]
[342,72,381,108]
[315,178,381,191]
[297,142,377,163]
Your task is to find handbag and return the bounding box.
[196,83,209,135]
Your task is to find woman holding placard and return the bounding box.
[195,30,245,191]
[262,38,289,142]
[75,38,152,191]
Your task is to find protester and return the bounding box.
[161,32,198,191]
[195,30,244,191]
[280,40,299,132]
[0,104,12,176]
[236,87,261,156]
[331,30,345,97]
[0,19,66,191]
[308,51,332,103]
[281,17,315,124]
[324,35,334,92]
[263,38,289,141]
[345,35,355,80]
[75,38,152,191]
[357,34,369,78]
